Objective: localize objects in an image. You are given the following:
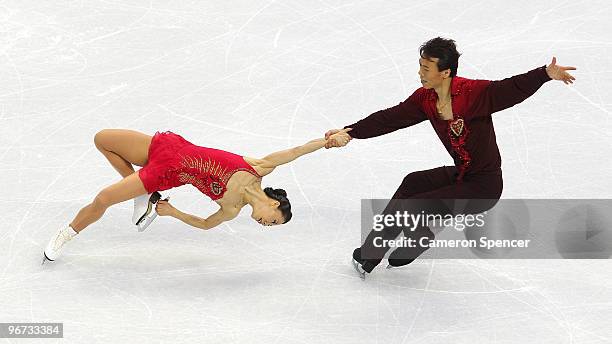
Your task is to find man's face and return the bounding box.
[418,56,450,89]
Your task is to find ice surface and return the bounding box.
[1,0,611,343]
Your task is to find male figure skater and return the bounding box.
[325,37,576,279]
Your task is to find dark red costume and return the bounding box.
[347,66,552,271]
[138,131,261,200]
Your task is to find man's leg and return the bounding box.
[386,179,502,267]
[353,166,457,274]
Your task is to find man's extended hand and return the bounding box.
[325,128,352,149]
[324,128,341,140]
[546,57,576,85]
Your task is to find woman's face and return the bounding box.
[251,203,284,227]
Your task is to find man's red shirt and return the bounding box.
[345,65,552,182]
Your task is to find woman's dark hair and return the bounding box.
[419,37,461,77]
[263,187,292,224]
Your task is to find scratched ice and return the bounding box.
[1,1,611,343]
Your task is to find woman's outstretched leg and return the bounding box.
[70,172,148,232]
[43,172,148,262]
[94,129,152,178]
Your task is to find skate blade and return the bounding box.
[134,192,160,225]
[41,252,53,265]
[134,192,165,226]
[351,258,366,280]
[137,212,158,232]
[135,202,153,226]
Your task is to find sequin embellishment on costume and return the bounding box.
[450,118,464,137]
[448,117,471,182]
[177,155,235,196]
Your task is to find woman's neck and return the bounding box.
[242,181,267,207]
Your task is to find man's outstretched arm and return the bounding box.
[474,57,576,115]
[325,89,428,147]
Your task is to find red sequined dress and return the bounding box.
[138,131,261,200]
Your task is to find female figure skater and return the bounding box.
[43,128,352,262]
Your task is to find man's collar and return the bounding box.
[426,76,464,100]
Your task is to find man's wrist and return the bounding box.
[542,64,553,81]
[342,126,354,139]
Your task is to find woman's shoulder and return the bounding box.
[242,156,263,166]
[242,156,273,177]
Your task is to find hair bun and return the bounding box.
[275,189,287,198]
[264,187,287,199]
[262,187,292,223]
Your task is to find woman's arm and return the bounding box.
[259,129,351,169]
[156,200,238,230]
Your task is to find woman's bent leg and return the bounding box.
[94,129,153,178]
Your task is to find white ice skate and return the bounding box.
[132,191,163,232]
[42,225,78,264]
[351,258,366,280]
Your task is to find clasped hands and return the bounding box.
[324,128,353,149]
